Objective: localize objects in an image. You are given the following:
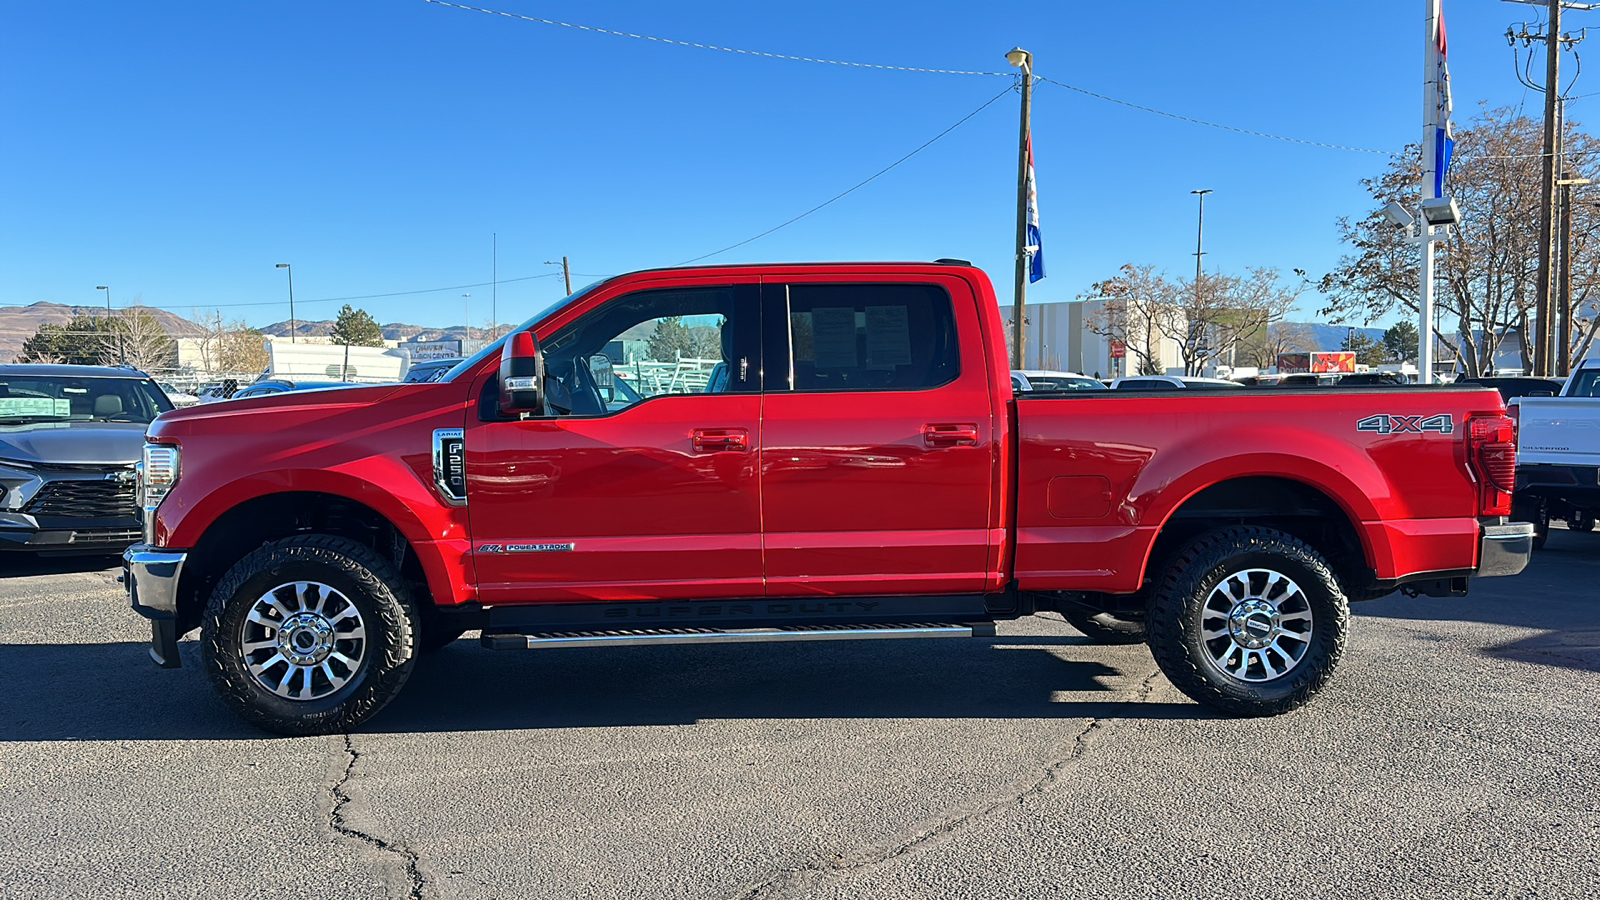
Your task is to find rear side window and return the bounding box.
[775,283,959,392]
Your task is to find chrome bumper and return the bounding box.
[1477,523,1534,579]
[123,545,188,669]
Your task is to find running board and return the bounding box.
[481,621,995,650]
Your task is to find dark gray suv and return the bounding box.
[0,365,173,553]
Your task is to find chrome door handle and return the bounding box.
[692,428,749,453]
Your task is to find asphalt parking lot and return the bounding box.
[2,528,1596,900]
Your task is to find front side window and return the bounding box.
[537,285,757,416]
[774,283,959,392]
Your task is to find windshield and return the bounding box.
[442,280,608,383]
[0,374,173,425]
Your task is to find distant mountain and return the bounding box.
[0,302,205,364]
[259,319,506,343]
[1301,323,1386,352]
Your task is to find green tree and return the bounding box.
[330,304,384,347]
[1382,321,1419,363]
[17,315,117,365]
[1341,331,1388,366]
[646,316,691,362]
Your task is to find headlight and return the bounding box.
[141,444,179,544]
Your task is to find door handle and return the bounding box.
[923,423,980,446]
[692,428,749,453]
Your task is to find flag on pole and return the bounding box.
[1432,1,1455,198]
[1025,134,1045,283]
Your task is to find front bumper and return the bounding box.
[1477,522,1534,579]
[124,544,188,668]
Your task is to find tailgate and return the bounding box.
[1515,398,1600,468]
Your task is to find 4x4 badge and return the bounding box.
[1356,414,1454,435]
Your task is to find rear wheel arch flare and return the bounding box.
[1144,476,1372,592]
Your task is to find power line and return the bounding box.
[1032,76,1392,155]
[418,0,1008,77]
[677,84,1015,265]
[93,271,575,314]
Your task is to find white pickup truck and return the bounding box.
[1512,357,1600,547]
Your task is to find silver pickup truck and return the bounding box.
[1512,358,1600,547]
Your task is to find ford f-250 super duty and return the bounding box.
[124,262,1533,735]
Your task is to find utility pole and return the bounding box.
[544,258,573,295]
[1191,190,1212,377]
[1007,46,1034,370]
[1505,0,1596,374]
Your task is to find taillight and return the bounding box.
[1467,414,1516,516]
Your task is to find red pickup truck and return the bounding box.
[125,262,1532,735]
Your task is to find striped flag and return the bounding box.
[1025,134,1045,282]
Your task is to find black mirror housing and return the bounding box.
[498,331,543,416]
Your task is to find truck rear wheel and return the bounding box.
[1061,609,1146,644]
[201,534,418,736]
[1146,526,1348,717]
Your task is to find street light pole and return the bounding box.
[96,285,122,364]
[1007,46,1034,370]
[462,294,471,346]
[275,263,296,343]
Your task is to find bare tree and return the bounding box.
[1241,321,1314,369]
[1087,265,1302,376]
[190,311,269,378]
[100,310,177,374]
[1318,106,1598,376]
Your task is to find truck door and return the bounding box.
[759,276,998,596]
[465,278,764,604]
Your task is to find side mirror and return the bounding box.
[498,331,543,416]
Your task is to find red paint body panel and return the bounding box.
[146,262,1505,613]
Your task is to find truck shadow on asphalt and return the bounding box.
[0,553,122,579]
[0,635,1209,741]
[1355,527,1600,674]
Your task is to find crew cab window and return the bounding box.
[772,283,959,392]
[537,285,758,415]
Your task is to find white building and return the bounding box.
[998,298,1182,378]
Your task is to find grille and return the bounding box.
[26,479,138,519]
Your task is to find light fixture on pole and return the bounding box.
[97,285,123,364]
[274,264,296,343]
[1006,46,1034,369]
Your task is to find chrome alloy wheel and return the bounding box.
[1198,568,1314,683]
[239,581,367,700]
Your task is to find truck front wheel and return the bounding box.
[201,534,418,736]
[1146,526,1348,717]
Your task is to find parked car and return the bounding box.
[1462,375,1566,404]
[155,381,201,407]
[124,261,1529,735]
[403,357,465,384]
[228,379,358,400]
[0,364,174,553]
[1510,359,1600,546]
[1109,375,1246,390]
[1012,370,1106,391]
[1336,372,1409,386]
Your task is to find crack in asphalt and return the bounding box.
[732,664,1167,900]
[331,734,427,900]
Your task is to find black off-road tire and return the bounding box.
[1145,525,1349,717]
[1515,496,1550,550]
[1061,609,1147,645]
[201,534,418,736]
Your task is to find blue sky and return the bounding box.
[1,0,1593,330]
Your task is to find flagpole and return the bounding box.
[1008,47,1033,370]
[1419,0,1439,384]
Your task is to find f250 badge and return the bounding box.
[1356,414,1454,435]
